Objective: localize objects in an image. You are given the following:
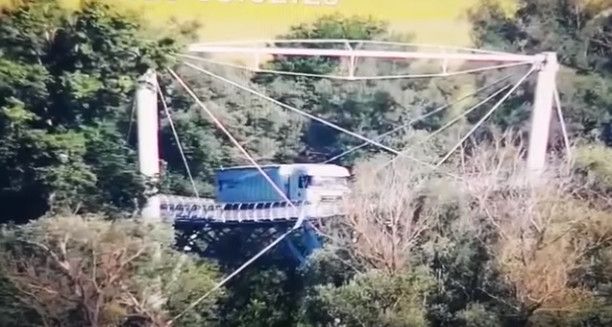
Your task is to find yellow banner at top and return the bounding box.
[1,0,516,45]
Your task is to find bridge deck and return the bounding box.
[158,194,344,224]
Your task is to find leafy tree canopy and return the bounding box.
[0,0,180,221]
[469,0,612,143]
[0,215,222,326]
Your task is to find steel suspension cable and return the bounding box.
[170,228,294,324]
[553,87,571,161]
[181,60,459,179]
[434,66,536,167]
[125,97,136,143]
[156,80,200,197]
[180,53,531,81]
[167,68,302,323]
[321,73,517,164]
[375,82,515,171]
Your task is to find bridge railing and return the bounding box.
[158,194,345,223]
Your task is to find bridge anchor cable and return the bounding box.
[181,61,460,179]
[166,68,306,323]
[156,80,200,197]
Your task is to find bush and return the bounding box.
[0,215,222,327]
[300,268,433,327]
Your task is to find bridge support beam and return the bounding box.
[527,52,559,176]
[136,69,161,220]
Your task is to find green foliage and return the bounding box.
[219,267,300,327]
[0,274,41,327]
[469,0,612,143]
[421,215,523,327]
[573,143,612,190]
[300,268,433,327]
[269,14,389,75]
[250,15,454,164]
[300,247,358,287]
[82,122,146,214]
[0,0,181,220]
[158,64,306,196]
[457,303,502,327]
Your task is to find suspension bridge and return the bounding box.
[143,40,563,223]
[131,40,567,318]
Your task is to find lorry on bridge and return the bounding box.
[216,163,351,204]
[160,163,351,222]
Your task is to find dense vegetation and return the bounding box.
[0,0,610,326]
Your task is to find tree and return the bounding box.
[0,0,179,221]
[449,133,612,326]
[0,215,222,326]
[468,0,612,144]
[327,152,441,274]
[251,14,460,164]
[302,127,612,327]
[299,269,433,327]
[217,266,303,327]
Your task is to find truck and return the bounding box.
[215,163,351,204]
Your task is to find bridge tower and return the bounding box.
[527,52,559,174]
[136,69,161,220]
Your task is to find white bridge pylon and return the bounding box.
[138,39,560,221]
